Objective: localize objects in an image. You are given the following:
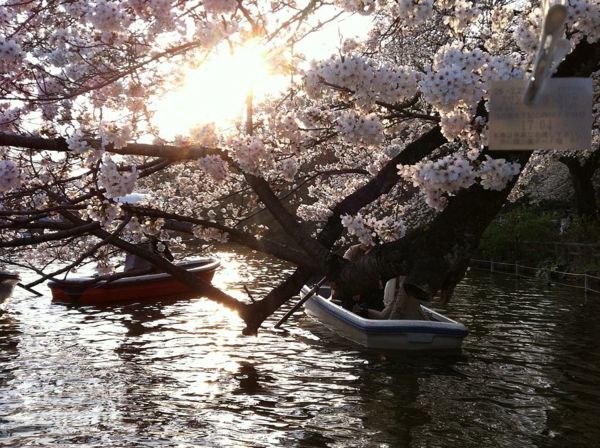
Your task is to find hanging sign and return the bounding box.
[488,77,593,150]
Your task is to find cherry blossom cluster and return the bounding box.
[373,216,406,242]
[490,6,514,35]
[198,155,230,183]
[86,198,121,226]
[37,72,63,101]
[227,136,274,175]
[296,173,363,226]
[341,212,406,244]
[125,215,143,235]
[390,0,434,26]
[66,130,92,154]
[203,0,238,15]
[29,191,50,210]
[341,213,373,244]
[98,156,137,198]
[88,0,134,40]
[442,1,481,34]
[419,43,488,113]
[567,0,600,43]
[400,154,476,194]
[192,226,229,243]
[513,2,600,63]
[481,54,525,90]
[94,245,117,276]
[296,203,334,223]
[127,0,183,35]
[341,38,363,54]
[0,37,24,73]
[189,123,219,147]
[440,113,488,149]
[439,112,473,142]
[513,7,544,61]
[0,160,21,193]
[337,0,434,25]
[268,113,304,142]
[140,217,165,236]
[336,111,384,147]
[478,155,521,191]
[305,54,420,110]
[421,43,523,145]
[194,19,237,47]
[0,107,20,133]
[278,157,298,182]
[99,123,133,150]
[334,0,377,15]
[398,153,521,210]
[66,132,106,167]
[253,224,269,240]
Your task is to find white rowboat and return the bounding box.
[301,283,468,351]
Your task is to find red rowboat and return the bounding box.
[48,257,220,305]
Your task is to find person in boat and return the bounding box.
[124,236,174,273]
[367,276,429,320]
[332,241,385,317]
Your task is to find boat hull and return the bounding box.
[48,258,220,305]
[301,285,468,351]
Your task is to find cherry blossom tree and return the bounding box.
[1,0,599,334]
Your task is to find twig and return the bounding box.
[243,285,256,303]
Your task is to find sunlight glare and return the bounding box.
[155,43,287,139]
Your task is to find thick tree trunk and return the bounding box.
[558,149,600,222]
[329,151,532,302]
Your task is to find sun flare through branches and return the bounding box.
[155,42,287,139]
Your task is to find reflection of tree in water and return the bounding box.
[0,315,20,362]
[0,314,20,369]
[0,315,21,435]
[228,361,337,448]
[352,356,436,446]
[81,302,188,437]
[232,361,275,395]
[113,302,174,339]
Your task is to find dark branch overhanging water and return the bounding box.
[2,247,600,447]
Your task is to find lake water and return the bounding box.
[1,246,600,447]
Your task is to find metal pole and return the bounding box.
[274,277,327,329]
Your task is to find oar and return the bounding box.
[274,277,327,329]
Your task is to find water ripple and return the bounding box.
[2,254,600,446]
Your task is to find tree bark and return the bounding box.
[328,151,532,302]
[558,148,600,222]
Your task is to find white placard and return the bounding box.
[488,78,593,150]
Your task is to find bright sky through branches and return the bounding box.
[154,14,371,139]
[154,42,287,139]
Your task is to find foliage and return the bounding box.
[477,207,559,263]
[477,206,600,275]
[561,216,600,242]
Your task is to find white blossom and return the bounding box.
[0,160,21,193]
